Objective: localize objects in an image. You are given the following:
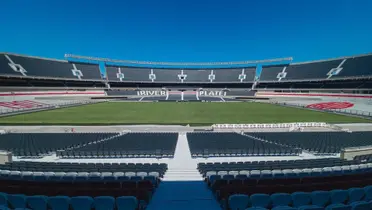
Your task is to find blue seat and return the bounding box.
[228,194,250,210]
[0,192,7,207]
[143,176,157,185]
[363,186,372,201]
[298,206,324,210]
[348,188,365,204]
[292,192,312,208]
[27,195,48,210]
[0,206,9,210]
[48,196,70,210]
[325,204,351,210]
[330,190,348,204]
[223,175,235,181]
[272,207,297,210]
[70,196,93,210]
[8,194,27,209]
[94,196,115,210]
[116,196,138,210]
[116,176,130,181]
[350,201,370,210]
[311,191,331,207]
[209,175,221,184]
[235,174,248,180]
[130,176,142,182]
[271,193,292,207]
[247,194,271,210]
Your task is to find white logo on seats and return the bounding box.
[178,70,187,83]
[116,67,125,81]
[149,69,156,82]
[327,59,346,79]
[71,64,83,80]
[208,70,215,82]
[4,54,27,76]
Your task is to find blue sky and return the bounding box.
[1,0,372,64]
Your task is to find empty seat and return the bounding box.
[292,192,312,208]
[271,193,292,207]
[8,194,27,209]
[48,196,70,210]
[27,196,48,210]
[229,194,250,210]
[70,196,94,210]
[247,194,271,210]
[116,196,138,210]
[94,196,115,210]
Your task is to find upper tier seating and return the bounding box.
[187,132,300,157]
[106,66,256,83]
[0,53,102,80]
[247,131,372,154]
[259,54,372,82]
[0,161,167,176]
[198,158,362,176]
[0,133,117,156]
[0,194,140,210]
[58,133,178,158]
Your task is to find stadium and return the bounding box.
[0,49,372,210]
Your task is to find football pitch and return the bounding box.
[0,102,370,125]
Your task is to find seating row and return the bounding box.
[0,171,161,183]
[0,179,154,203]
[227,186,372,210]
[198,158,361,173]
[204,163,372,183]
[0,193,138,210]
[0,162,167,175]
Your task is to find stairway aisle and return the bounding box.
[146,133,221,210]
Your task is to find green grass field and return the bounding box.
[0,102,370,125]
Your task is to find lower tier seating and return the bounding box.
[0,133,116,157]
[59,132,178,158]
[187,132,299,157]
[227,186,372,210]
[248,131,372,154]
[0,193,139,210]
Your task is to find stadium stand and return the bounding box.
[248,132,372,154]
[105,66,256,83]
[227,187,372,210]
[198,158,363,176]
[0,162,167,176]
[0,133,117,156]
[187,132,300,157]
[205,163,372,201]
[0,53,102,80]
[259,54,372,82]
[58,133,178,158]
[354,154,372,162]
